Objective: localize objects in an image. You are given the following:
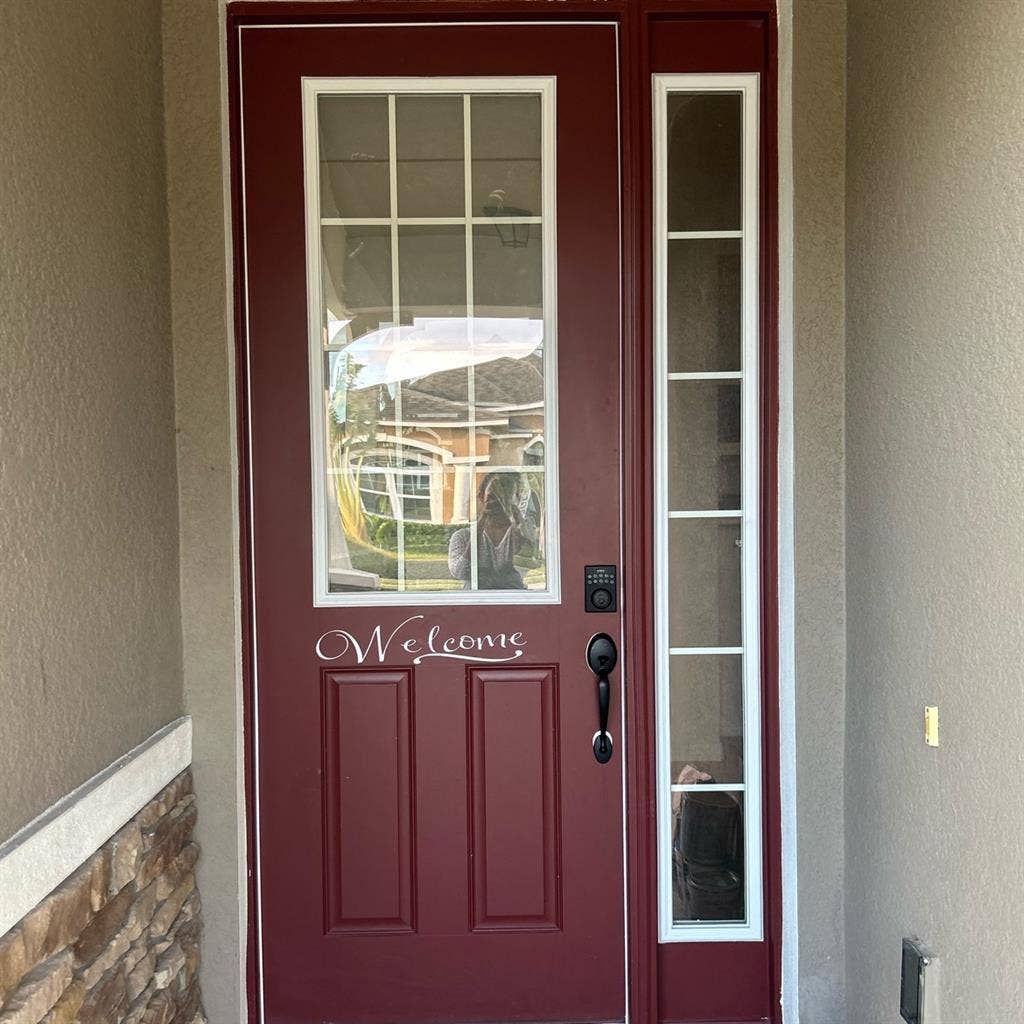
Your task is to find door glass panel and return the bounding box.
[667,519,742,647]
[319,96,391,219]
[667,238,741,373]
[397,364,471,463]
[666,380,741,511]
[471,94,543,218]
[473,226,543,319]
[467,468,547,592]
[395,96,465,218]
[309,85,554,602]
[321,225,392,345]
[672,791,745,923]
[668,656,743,785]
[666,92,741,232]
[398,225,467,322]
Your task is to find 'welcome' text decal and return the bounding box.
[315,615,526,666]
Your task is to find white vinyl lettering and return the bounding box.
[315,616,527,666]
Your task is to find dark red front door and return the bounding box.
[239,21,625,1024]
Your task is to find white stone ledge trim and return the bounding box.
[0,716,192,938]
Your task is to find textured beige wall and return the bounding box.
[792,2,848,1021]
[845,2,1024,1021]
[161,3,246,1022]
[0,0,183,840]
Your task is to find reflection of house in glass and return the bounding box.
[325,316,549,593]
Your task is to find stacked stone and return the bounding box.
[0,771,206,1024]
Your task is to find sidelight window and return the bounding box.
[303,78,558,606]
[653,75,763,942]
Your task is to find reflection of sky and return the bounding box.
[327,312,353,347]
[330,317,543,393]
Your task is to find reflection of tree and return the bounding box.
[512,470,545,568]
[328,354,388,542]
[330,444,368,543]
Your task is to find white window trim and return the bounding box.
[653,73,763,943]
[302,76,560,607]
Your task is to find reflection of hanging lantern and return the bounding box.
[483,188,531,248]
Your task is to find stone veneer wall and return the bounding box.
[0,772,205,1024]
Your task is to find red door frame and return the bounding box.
[227,4,780,1022]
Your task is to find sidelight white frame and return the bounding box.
[652,73,763,943]
[301,76,560,607]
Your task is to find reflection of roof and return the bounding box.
[399,355,544,420]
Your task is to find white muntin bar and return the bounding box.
[668,229,743,239]
[463,94,479,592]
[328,215,455,226]
[387,94,406,590]
[668,509,742,519]
[669,646,743,656]
[321,215,542,226]
[671,783,746,793]
[473,216,543,225]
[668,371,743,380]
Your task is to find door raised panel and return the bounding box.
[467,666,560,931]
[323,668,416,933]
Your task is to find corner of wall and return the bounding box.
[775,1,800,1021]
[790,0,848,1021]
[160,2,247,1021]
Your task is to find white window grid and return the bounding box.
[653,74,763,943]
[302,77,559,606]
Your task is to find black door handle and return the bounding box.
[587,633,617,764]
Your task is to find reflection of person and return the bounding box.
[448,473,538,590]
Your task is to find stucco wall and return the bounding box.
[0,0,183,841]
[161,3,246,1022]
[845,2,1024,1021]
[792,2,847,1021]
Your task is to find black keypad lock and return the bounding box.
[584,565,617,613]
